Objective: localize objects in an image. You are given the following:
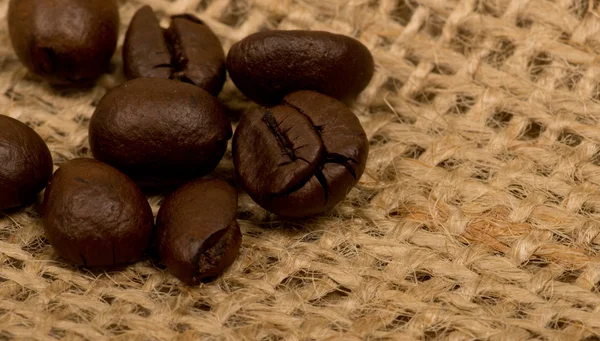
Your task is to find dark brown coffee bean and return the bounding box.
[233,91,369,218]
[8,0,119,85]
[156,179,241,285]
[89,78,232,190]
[42,158,154,268]
[0,116,53,211]
[226,30,374,105]
[123,6,226,96]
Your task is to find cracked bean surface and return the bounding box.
[156,179,241,285]
[233,91,369,218]
[123,6,226,96]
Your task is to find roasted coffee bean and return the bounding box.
[226,30,374,105]
[8,0,119,85]
[42,158,154,268]
[0,116,53,211]
[156,179,241,285]
[89,78,232,190]
[123,6,226,96]
[233,91,369,218]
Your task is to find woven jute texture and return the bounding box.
[3,0,600,340]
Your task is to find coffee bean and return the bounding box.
[156,179,241,285]
[89,78,232,190]
[42,158,153,268]
[0,116,53,211]
[233,91,369,218]
[226,30,374,105]
[8,0,119,85]
[123,6,226,96]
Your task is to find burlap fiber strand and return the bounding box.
[4,0,600,339]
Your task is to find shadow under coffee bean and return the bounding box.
[123,5,226,96]
[233,90,369,218]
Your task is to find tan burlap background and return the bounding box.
[3,0,600,339]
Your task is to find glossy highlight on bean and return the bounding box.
[0,115,53,211]
[88,78,232,191]
[8,0,119,85]
[227,30,374,105]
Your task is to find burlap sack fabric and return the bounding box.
[2,0,600,339]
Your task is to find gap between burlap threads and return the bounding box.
[2,0,600,340]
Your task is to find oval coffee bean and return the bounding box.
[156,179,241,285]
[8,0,119,85]
[89,78,232,190]
[0,116,53,210]
[42,158,154,268]
[233,91,369,218]
[227,30,374,105]
[123,6,226,96]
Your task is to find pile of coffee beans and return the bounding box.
[2,0,374,285]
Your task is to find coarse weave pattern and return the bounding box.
[2,0,600,340]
